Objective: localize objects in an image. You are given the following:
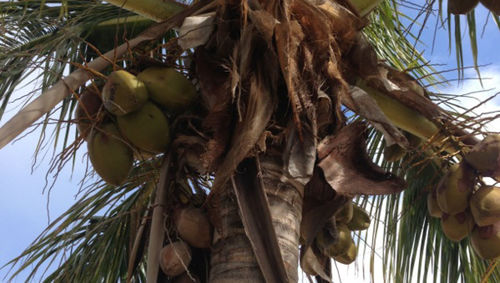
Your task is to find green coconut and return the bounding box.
[88,123,133,185]
[117,102,170,153]
[470,222,500,260]
[137,67,197,112]
[333,239,357,265]
[480,0,500,15]
[75,85,104,140]
[448,0,479,14]
[470,186,500,226]
[436,163,475,214]
[427,189,443,218]
[323,223,352,257]
[101,70,148,116]
[464,134,500,179]
[335,201,354,223]
[440,211,474,242]
[347,205,370,231]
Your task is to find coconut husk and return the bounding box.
[333,239,357,264]
[101,70,148,116]
[470,186,500,226]
[117,102,170,153]
[335,201,354,223]
[440,211,474,242]
[436,163,475,214]
[174,207,212,249]
[87,123,133,186]
[448,0,479,14]
[75,84,105,140]
[137,67,197,112]
[470,222,500,260]
[347,204,370,231]
[323,223,352,257]
[160,241,192,277]
[464,134,500,179]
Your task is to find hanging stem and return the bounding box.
[146,152,172,283]
[356,80,465,153]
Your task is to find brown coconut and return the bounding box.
[101,70,148,116]
[470,186,500,226]
[464,134,500,179]
[174,207,212,249]
[480,0,500,15]
[347,205,371,231]
[470,222,500,260]
[75,85,104,140]
[333,239,357,265]
[160,241,192,277]
[448,0,479,14]
[436,163,475,215]
[427,189,443,218]
[440,211,474,242]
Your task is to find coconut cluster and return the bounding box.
[159,206,212,281]
[427,135,500,260]
[311,202,370,267]
[75,68,197,185]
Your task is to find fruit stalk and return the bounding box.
[355,80,462,153]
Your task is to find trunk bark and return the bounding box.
[209,155,304,282]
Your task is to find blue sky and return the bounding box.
[1,1,499,282]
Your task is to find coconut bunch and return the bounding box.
[427,148,500,259]
[304,202,370,271]
[158,206,212,281]
[76,68,197,185]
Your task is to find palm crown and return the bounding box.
[0,0,499,282]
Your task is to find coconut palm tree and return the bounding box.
[0,0,499,282]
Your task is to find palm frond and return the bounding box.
[5,160,160,282]
[0,1,153,152]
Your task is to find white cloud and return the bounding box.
[438,65,500,133]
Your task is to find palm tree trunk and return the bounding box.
[210,155,304,282]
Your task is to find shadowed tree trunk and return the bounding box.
[210,155,304,282]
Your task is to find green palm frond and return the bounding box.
[5,160,160,282]
[354,125,499,283]
[1,0,499,283]
[0,1,154,152]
